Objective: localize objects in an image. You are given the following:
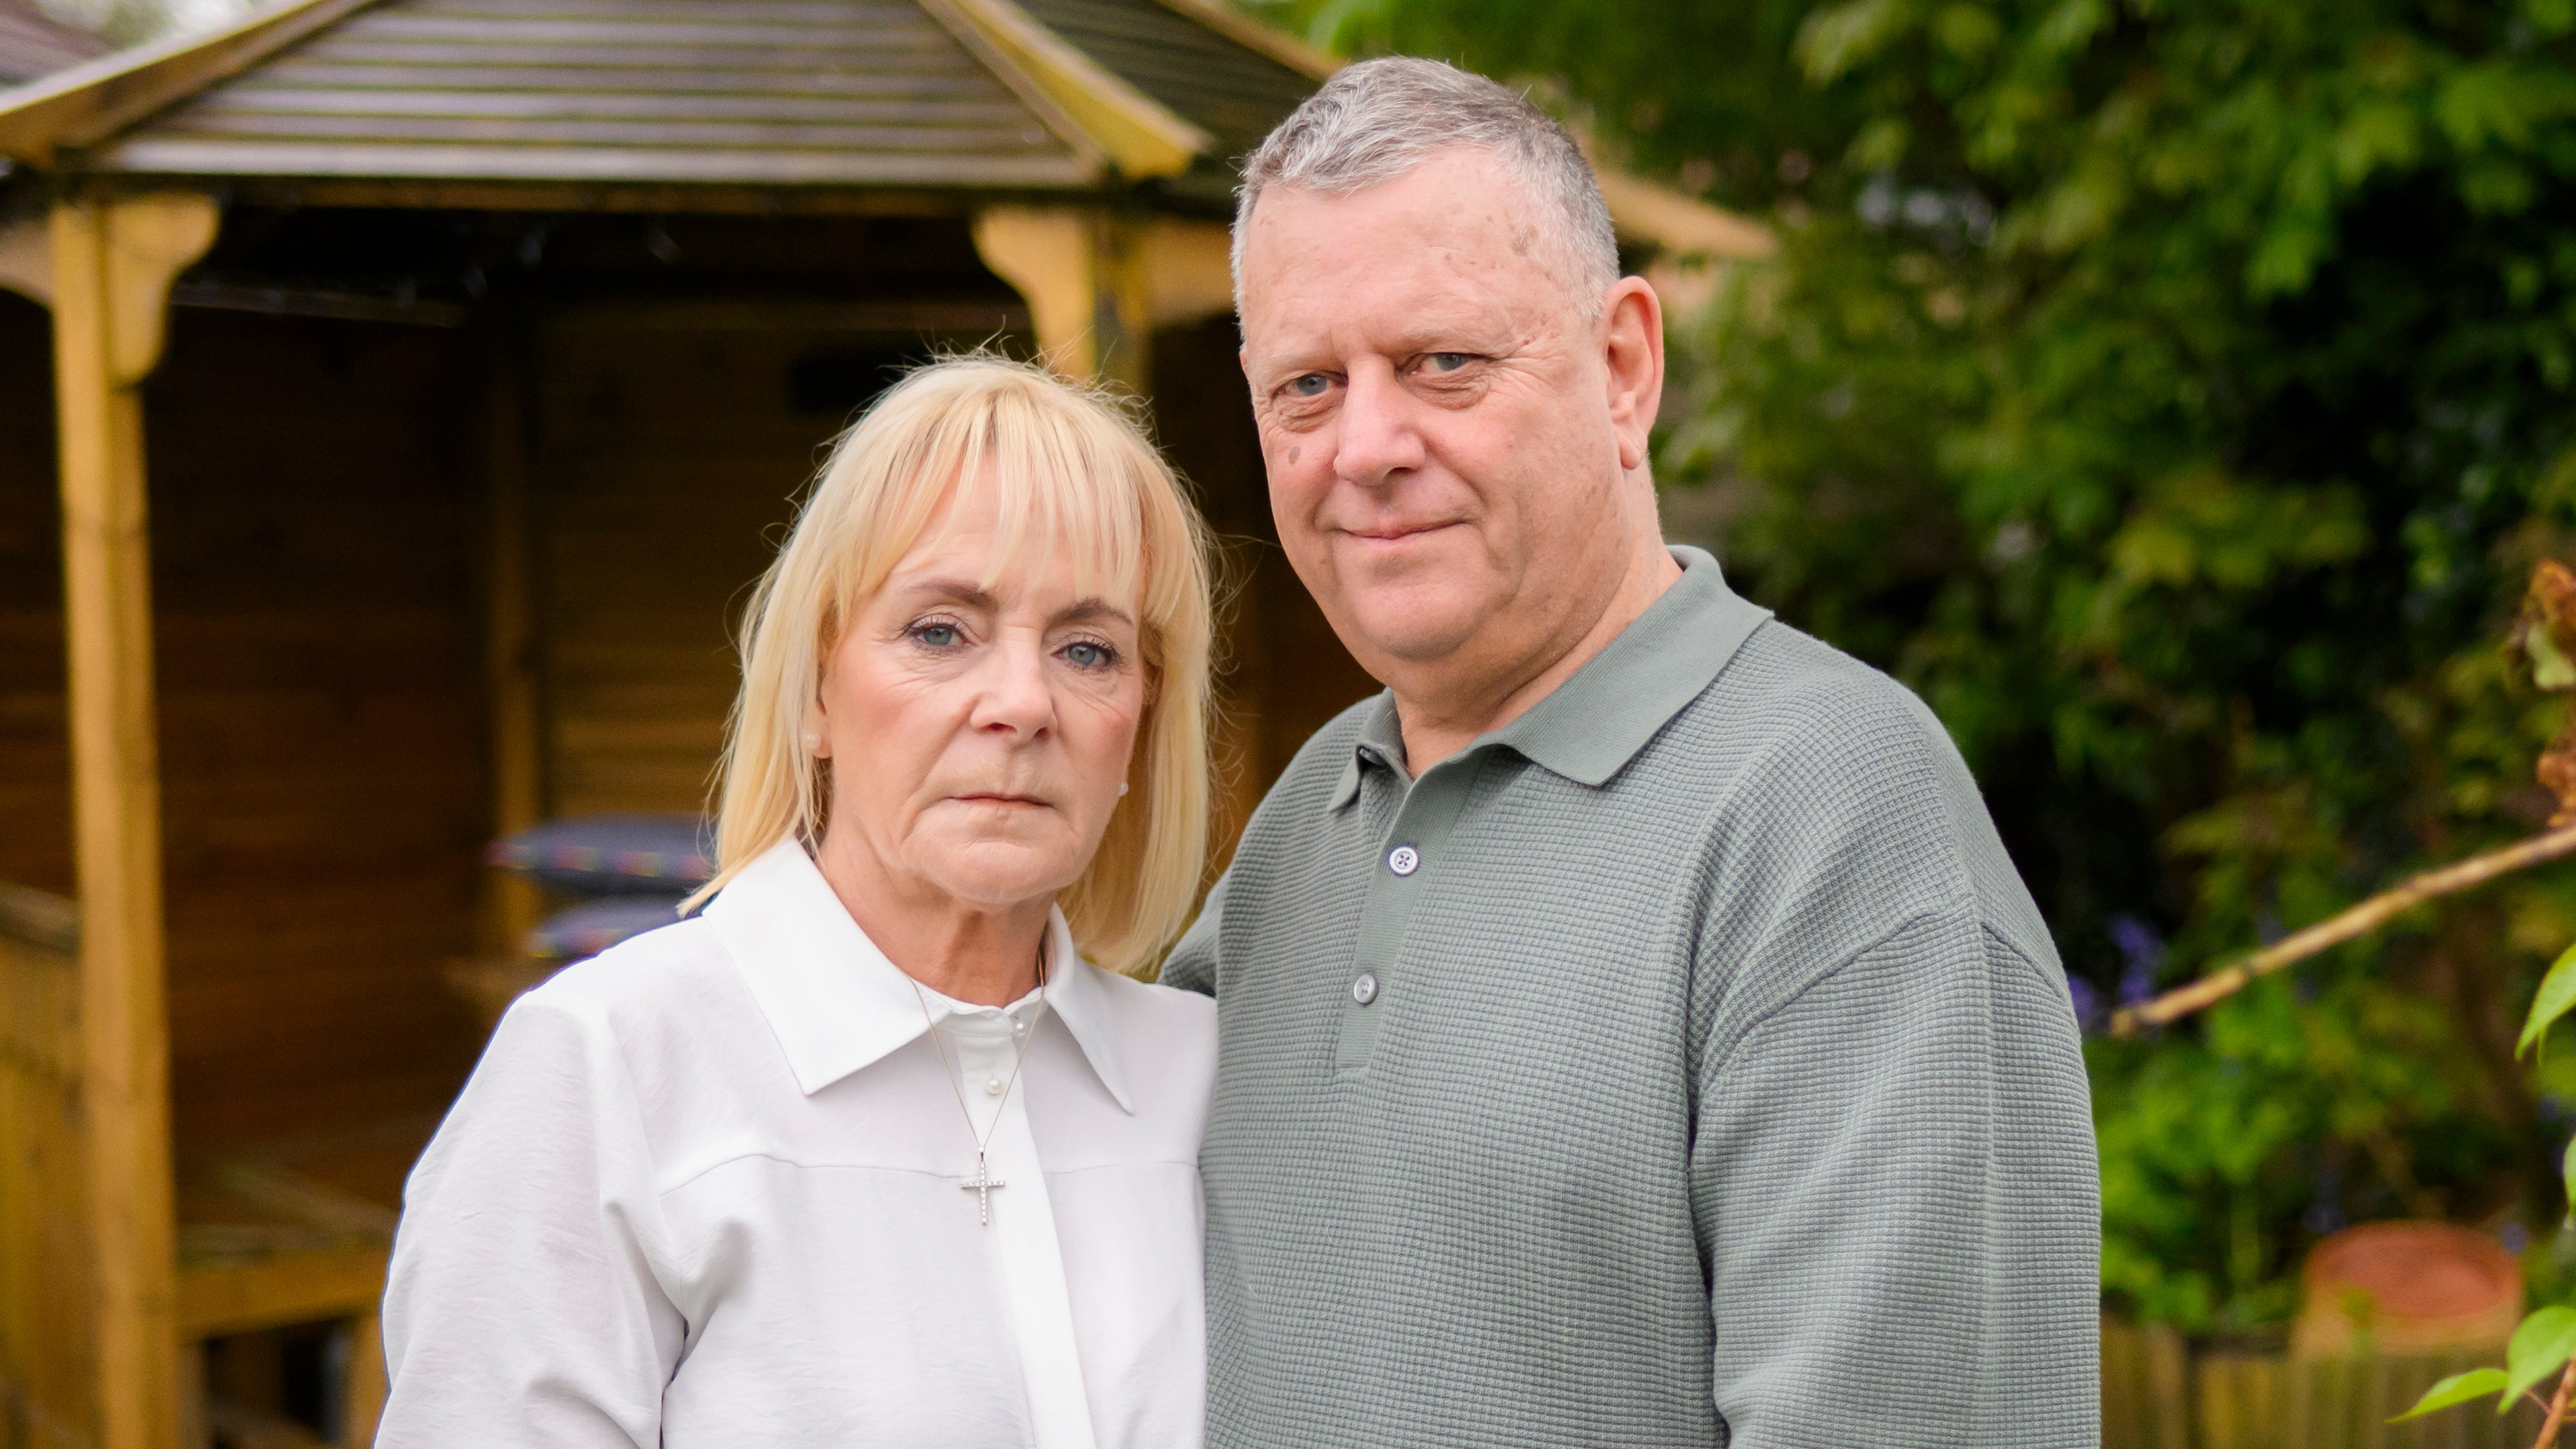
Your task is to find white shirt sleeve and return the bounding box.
[378,990,686,1448]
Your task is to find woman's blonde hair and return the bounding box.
[688,354,1214,975]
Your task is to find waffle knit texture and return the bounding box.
[1161,547,2101,1448]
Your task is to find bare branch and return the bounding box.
[2109,824,2576,1037]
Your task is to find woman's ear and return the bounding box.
[803,700,830,759]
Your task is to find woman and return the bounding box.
[378,357,1218,1448]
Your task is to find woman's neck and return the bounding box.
[811,833,1052,1006]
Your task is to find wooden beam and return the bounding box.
[51,188,218,1449]
[1591,165,1774,261]
[173,1243,388,1340]
[0,0,379,167]
[923,0,1207,180]
[1142,0,1340,81]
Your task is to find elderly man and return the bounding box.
[1159,56,2099,1448]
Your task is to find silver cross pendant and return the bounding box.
[959,1152,1006,1226]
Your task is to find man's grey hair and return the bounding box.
[1232,56,1620,315]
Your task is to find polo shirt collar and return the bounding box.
[702,838,1133,1111]
[1329,546,1770,807]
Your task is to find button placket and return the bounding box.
[1334,751,1486,1075]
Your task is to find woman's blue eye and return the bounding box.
[1287,374,1331,397]
[1063,641,1116,669]
[913,623,960,647]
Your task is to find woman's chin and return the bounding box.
[909,838,1090,910]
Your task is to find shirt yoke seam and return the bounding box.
[1698,898,1986,1083]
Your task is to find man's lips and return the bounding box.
[1340,520,1466,545]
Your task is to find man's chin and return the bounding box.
[1342,603,1484,667]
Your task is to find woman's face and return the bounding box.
[812,481,1148,914]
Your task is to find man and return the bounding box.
[1159,57,2099,1448]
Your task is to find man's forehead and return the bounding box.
[1236,162,1567,355]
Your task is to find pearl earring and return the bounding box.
[802,732,821,752]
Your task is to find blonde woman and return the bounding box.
[378,357,1217,1449]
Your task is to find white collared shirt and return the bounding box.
[378,839,1216,1449]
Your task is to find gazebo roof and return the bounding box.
[0,0,106,86]
[0,0,1323,195]
[0,0,1771,258]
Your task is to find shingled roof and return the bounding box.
[0,0,105,86]
[90,0,1099,186]
[0,0,1770,258]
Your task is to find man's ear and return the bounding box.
[1600,276,1665,473]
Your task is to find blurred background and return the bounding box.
[9,0,2576,1443]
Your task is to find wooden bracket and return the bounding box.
[972,208,1229,392]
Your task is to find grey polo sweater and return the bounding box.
[1161,547,2099,1448]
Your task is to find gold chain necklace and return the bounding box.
[909,953,1048,1227]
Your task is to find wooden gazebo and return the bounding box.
[0,3,1767,1444]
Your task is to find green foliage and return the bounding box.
[2394,1365,2507,1420]
[2508,1304,2576,1404]
[2521,941,2576,1056]
[1244,0,2576,1327]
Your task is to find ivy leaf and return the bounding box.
[2518,941,2576,1059]
[2392,1367,2506,1421]
[2504,1307,2576,1408]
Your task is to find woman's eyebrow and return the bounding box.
[894,577,997,609]
[1055,597,1135,627]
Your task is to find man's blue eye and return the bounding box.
[1288,374,1331,397]
[1426,352,1471,372]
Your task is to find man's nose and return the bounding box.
[969,633,1057,737]
[1334,362,1425,488]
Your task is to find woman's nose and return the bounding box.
[969,635,1056,735]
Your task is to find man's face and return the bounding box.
[1236,149,1657,688]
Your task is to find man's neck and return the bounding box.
[1391,540,1683,774]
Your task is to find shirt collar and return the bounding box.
[1329,546,1770,808]
[702,839,1134,1111]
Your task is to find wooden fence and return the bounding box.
[2106,1319,2573,1449]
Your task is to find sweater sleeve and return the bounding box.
[1155,869,1225,997]
[378,991,686,1448]
[1691,913,2099,1448]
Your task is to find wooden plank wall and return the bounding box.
[143,308,485,1153]
[0,293,71,898]
[534,318,896,819]
[0,888,93,1449]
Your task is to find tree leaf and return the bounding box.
[2392,1367,2506,1421]
[2531,623,2576,688]
[2518,942,2576,1059]
[2564,1134,2575,1221]
[2505,1307,2576,1407]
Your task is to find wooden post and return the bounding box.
[50,188,219,1449]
